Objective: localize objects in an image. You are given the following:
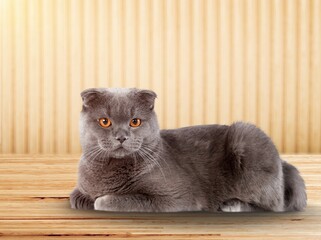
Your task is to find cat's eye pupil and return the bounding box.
[130,118,141,127]
[98,118,111,128]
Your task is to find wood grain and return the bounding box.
[41,0,55,154]
[0,155,320,239]
[1,0,321,154]
[178,0,192,128]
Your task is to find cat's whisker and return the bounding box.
[103,149,111,166]
[90,148,105,165]
[135,151,150,171]
[84,146,100,156]
[133,152,137,171]
[84,146,111,166]
[139,148,166,180]
[136,150,153,175]
[141,145,171,175]
[133,152,149,177]
[84,147,102,161]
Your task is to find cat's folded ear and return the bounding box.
[80,88,106,109]
[135,89,157,111]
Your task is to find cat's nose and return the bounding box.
[115,136,128,144]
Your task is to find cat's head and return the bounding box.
[79,88,159,159]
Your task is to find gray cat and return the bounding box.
[70,88,307,212]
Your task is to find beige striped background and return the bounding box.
[0,0,320,154]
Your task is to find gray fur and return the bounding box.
[70,88,307,212]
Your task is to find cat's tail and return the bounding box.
[282,160,307,211]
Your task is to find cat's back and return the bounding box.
[160,124,229,154]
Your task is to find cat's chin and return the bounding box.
[110,147,134,159]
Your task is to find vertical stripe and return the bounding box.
[205,0,219,124]
[151,0,165,129]
[111,0,123,87]
[258,0,271,135]
[97,0,109,88]
[218,0,232,124]
[271,0,285,152]
[124,0,137,87]
[83,0,96,89]
[245,0,258,124]
[0,0,320,154]
[42,0,55,154]
[27,0,41,153]
[1,0,14,153]
[70,0,82,153]
[231,0,245,121]
[178,0,192,127]
[297,0,310,153]
[192,0,205,125]
[14,0,27,153]
[283,0,298,153]
[165,0,178,129]
[0,0,2,149]
[310,0,321,153]
[55,0,68,153]
[138,0,151,90]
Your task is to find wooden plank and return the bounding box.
[191,0,205,126]
[42,0,55,154]
[138,0,152,90]
[97,0,110,88]
[0,0,3,149]
[70,0,82,154]
[310,0,321,153]
[124,0,138,87]
[110,0,123,87]
[231,0,245,121]
[1,237,320,240]
[0,0,14,153]
[296,0,310,153]
[0,0,321,155]
[83,0,97,90]
[0,155,320,238]
[165,0,178,129]
[271,0,285,153]
[55,0,69,153]
[244,0,258,125]
[178,0,192,128]
[218,0,232,124]
[0,217,320,236]
[151,0,165,129]
[258,0,271,135]
[283,0,298,153]
[13,0,27,153]
[27,0,41,154]
[1,0,321,155]
[205,0,219,125]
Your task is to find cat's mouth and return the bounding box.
[115,144,125,150]
[111,145,134,158]
[98,139,141,158]
[113,145,130,153]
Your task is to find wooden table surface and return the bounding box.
[0,154,320,239]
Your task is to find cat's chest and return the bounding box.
[79,158,139,198]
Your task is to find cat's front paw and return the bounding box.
[70,188,94,210]
[94,195,115,211]
[220,203,242,212]
[219,199,257,212]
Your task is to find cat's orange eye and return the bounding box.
[130,118,141,127]
[98,118,112,128]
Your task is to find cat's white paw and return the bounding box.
[220,202,242,212]
[94,195,112,211]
